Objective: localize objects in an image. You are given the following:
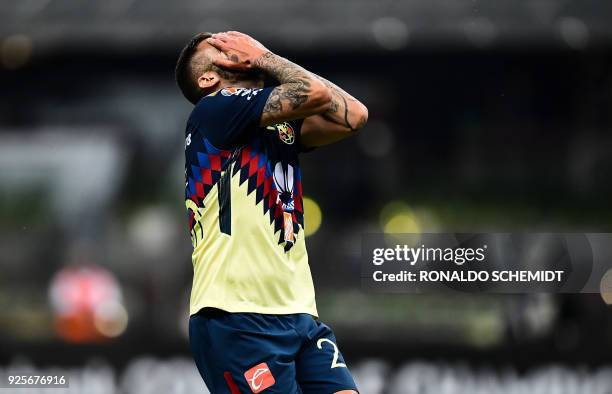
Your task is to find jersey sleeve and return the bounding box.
[189,87,273,149]
[291,119,316,154]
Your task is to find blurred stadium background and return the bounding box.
[2,0,612,392]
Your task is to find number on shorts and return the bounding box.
[316,338,347,369]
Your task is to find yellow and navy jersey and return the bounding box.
[184,86,317,317]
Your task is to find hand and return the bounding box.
[206,31,270,71]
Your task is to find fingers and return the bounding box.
[213,31,250,43]
[212,56,237,69]
[226,31,249,38]
[207,31,261,71]
[211,32,229,41]
[212,56,250,71]
[211,32,236,42]
[224,31,266,50]
[206,37,227,51]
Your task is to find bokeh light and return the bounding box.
[128,206,177,258]
[1,34,32,69]
[94,300,129,338]
[600,269,612,305]
[558,17,589,49]
[302,196,322,237]
[463,17,497,48]
[49,265,129,342]
[371,17,409,50]
[379,201,421,234]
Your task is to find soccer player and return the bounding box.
[175,31,368,393]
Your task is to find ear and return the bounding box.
[197,71,220,90]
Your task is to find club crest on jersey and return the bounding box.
[271,122,295,145]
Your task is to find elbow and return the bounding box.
[346,102,368,133]
[354,103,368,131]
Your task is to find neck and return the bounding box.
[219,78,264,91]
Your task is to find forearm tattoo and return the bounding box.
[315,75,361,132]
[254,52,313,114]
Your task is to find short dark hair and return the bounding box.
[175,32,213,104]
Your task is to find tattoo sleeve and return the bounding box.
[254,52,317,117]
[312,74,365,132]
[254,52,366,132]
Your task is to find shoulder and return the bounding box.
[187,87,275,149]
[190,87,271,121]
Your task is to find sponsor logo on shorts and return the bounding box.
[244,362,275,393]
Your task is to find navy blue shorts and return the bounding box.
[189,308,358,393]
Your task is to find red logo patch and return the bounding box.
[244,362,275,393]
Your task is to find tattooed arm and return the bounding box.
[206,31,332,126]
[206,31,367,145]
[315,75,368,131]
[254,53,333,126]
[299,73,369,147]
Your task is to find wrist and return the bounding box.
[253,51,276,69]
